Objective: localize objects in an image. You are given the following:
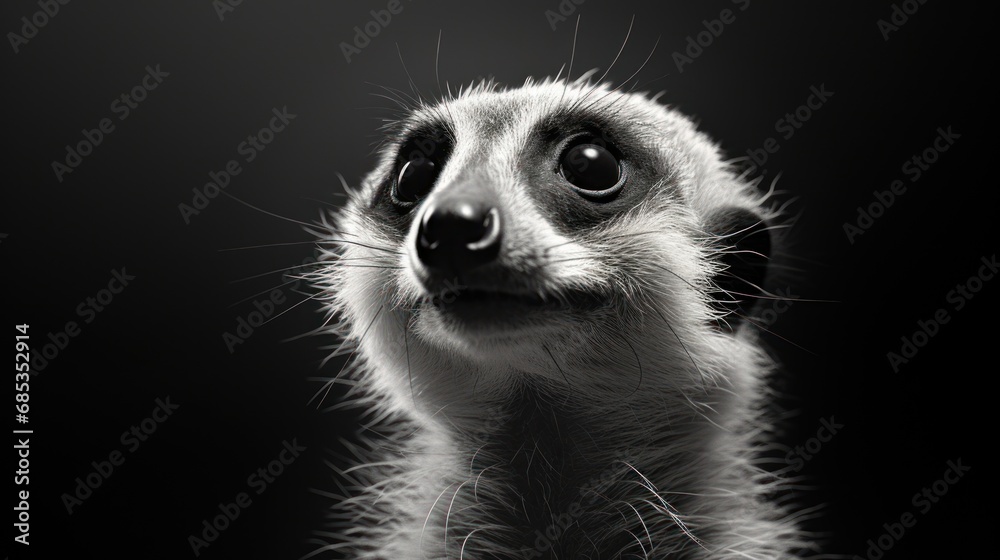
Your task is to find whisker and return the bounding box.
[734,311,819,356]
[630,72,672,95]
[218,240,323,252]
[542,227,670,255]
[334,172,360,197]
[570,15,636,111]
[230,261,324,284]
[369,92,412,111]
[336,264,404,270]
[259,290,325,328]
[365,81,419,110]
[434,29,445,101]
[421,482,462,557]
[651,306,710,394]
[312,237,403,255]
[647,263,709,297]
[334,255,400,263]
[404,312,415,404]
[542,344,573,400]
[280,309,339,343]
[718,283,833,303]
[618,331,644,397]
[443,479,471,557]
[395,43,426,107]
[227,277,302,308]
[216,190,316,228]
[559,14,582,106]
[581,34,660,114]
[309,305,384,407]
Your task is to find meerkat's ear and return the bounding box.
[706,207,772,332]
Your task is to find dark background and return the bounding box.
[4,1,992,558]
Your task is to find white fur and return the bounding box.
[307,77,814,559]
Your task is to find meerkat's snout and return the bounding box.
[415,188,503,274]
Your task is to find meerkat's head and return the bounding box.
[316,76,776,414]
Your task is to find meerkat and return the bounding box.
[309,73,812,559]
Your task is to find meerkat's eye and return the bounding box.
[558,141,623,198]
[395,157,439,203]
[392,135,449,205]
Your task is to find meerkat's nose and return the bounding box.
[417,193,502,273]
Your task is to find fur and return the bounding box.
[307,75,813,559]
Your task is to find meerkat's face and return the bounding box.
[321,78,772,395]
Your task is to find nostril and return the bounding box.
[467,208,500,250]
[417,197,502,272]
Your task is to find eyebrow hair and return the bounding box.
[375,116,457,166]
[539,104,612,130]
[532,104,628,147]
[381,115,449,142]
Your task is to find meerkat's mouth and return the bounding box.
[416,281,607,332]
[421,286,547,313]
[450,288,547,305]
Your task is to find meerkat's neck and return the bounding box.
[407,374,722,557]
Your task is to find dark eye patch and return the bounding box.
[389,129,452,208]
[520,115,678,235]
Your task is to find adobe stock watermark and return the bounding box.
[853,458,970,560]
[753,286,799,328]
[886,254,996,372]
[396,131,452,171]
[843,126,959,244]
[671,0,751,73]
[60,396,180,514]
[7,0,71,54]
[340,0,413,63]
[423,278,467,309]
[14,436,31,545]
[30,267,136,375]
[877,0,930,41]
[743,83,834,176]
[523,452,637,558]
[222,251,321,353]
[544,0,586,31]
[380,277,468,356]
[187,438,307,556]
[212,0,245,22]
[178,106,296,224]
[222,288,290,353]
[51,64,169,183]
[783,416,844,472]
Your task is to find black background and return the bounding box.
[4,1,993,558]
